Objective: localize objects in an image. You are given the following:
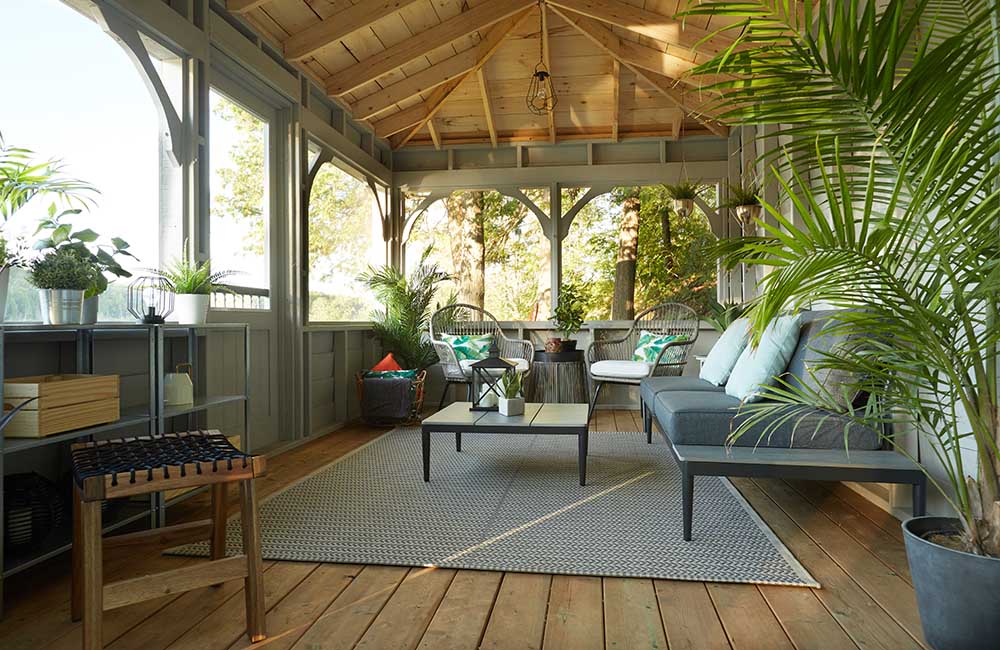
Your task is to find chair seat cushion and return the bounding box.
[460,358,529,377]
[652,390,880,450]
[639,376,723,407]
[591,360,652,380]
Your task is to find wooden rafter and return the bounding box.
[325,0,534,96]
[284,0,424,62]
[226,0,269,13]
[383,10,531,149]
[632,67,729,138]
[476,68,498,148]
[541,3,556,145]
[611,59,620,143]
[427,120,442,150]
[546,0,737,56]
[351,51,478,121]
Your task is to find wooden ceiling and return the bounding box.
[227,0,741,148]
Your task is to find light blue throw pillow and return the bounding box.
[699,318,751,386]
[725,314,803,403]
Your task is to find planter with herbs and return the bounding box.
[29,248,97,325]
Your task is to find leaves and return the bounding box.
[0,133,98,221]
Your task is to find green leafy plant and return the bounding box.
[663,180,701,201]
[29,247,98,291]
[33,213,136,298]
[153,242,238,295]
[551,281,588,339]
[705,299,748,334]
[498,370,523,399]
[724,182,761,208]
[358,246,451,371]
[684,0,1000,556]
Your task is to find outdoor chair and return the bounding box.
[587,302,699,421]
[429,303,533,409]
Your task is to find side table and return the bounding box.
[527,350,588,404]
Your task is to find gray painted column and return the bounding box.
[549,182,562,314]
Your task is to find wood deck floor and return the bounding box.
[0,410,926,650]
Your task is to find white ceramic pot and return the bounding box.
[173,293,210,324]
[672,198,694,218]
[0,266,9,322]
[499,397,525,417]
[81,295,99,325]
[38,289,85,325]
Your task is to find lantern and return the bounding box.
[128,276,174,324]
[469,342,515,411]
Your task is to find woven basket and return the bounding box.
[355,370,426,426]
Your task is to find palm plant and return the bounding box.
[358,247,451,371]
[681,0,1000,556]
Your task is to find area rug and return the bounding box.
[171,428,818,587]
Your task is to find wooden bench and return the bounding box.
[667,443,926,541]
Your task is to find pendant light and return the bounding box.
[526,1,556,115]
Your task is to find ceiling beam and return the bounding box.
[611,59,620,143]
[284,0,424,62]
[476,68,498,148]
[325,0,534,96]
[546,0,737,56]
[631,67,729,137]
[226,0,269,13]
[351,50,478,121]
[386,10,529,149]
[549,7,727,90]
[541,3,556,145]
[427,119,442,150]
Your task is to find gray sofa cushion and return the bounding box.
[639,376,722,407]
[652,390,881,450]
[784,310,861,407]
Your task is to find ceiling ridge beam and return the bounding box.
[325,0,535,97]
[284,0,424,62]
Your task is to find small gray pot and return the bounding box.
[38,289,85,325]
[81,295,99,325]
[903,516,1000,649]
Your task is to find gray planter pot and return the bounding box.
[38,289,85,325]
[81,295,99,325]
[903,516,1000,649]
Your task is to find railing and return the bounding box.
[211,284,271,311]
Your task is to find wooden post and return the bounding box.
[81,499,103,650]
[239,479,267,642]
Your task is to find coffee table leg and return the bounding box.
[578,430,588,485]
[422,428,430,482]
[455,432,462,452]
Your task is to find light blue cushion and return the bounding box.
[725,314,803,402]
[699,318,751,386]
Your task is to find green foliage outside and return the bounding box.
[211,98,266,258]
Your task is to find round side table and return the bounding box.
[527,350,588,404]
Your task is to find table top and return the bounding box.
[423,402,589,432]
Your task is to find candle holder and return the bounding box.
[127,276,174,324]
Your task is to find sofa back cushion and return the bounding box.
[725,314,803,402]
[699,318,751,386]
[785,310,860,409]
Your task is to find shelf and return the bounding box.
[1,410,153,455]
[162,395,247,419]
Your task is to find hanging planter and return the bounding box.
[726,181,763,235]
[664,180,701,219]
[733,204,762,234]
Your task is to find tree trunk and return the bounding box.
[445,191,486,308]
[612,193,640,320]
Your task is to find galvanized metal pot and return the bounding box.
[81,295,99,324]
[903,516,1000,649]
[38,289,85,325]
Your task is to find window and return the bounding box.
[562,185,718,319]
[0,0,169,321]
[405,189,551,321]
[209,89,270,307]
[307,159,384,321]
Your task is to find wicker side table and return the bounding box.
[527,350,588,404]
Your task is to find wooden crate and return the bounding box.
[3,374,120,438]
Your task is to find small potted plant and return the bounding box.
[725,181,762,234]
[497,370,524,417]
[664,180,701,218]
[548,282,587,354]
[29,247,98,325]
[153,242,237,324]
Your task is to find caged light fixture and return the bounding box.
[525,1,557,115]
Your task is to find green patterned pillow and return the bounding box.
[633,331,689,364]
[441,333,493,361]
[364,369,418,379]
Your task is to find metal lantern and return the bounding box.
[469,342,515,412]
[128,275,174,324]
[525,2,556,116]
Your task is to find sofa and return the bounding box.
[639,310,926,541]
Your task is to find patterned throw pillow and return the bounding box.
[632,331,689,364]
[440,333,493,361]
[364,369,418,379]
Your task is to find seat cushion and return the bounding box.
[590,360,652,380]
[652,390,880,450]
[699,318,750,386]
[639,376,723,407]
[726,314,802,402]
[460,358,529,377]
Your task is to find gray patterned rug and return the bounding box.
[170,428,818,587]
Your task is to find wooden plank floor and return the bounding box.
[0,411,927,650]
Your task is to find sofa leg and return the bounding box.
[913,481,927,517]
[682,467,694,541]
[588,382,605,422]
[643,402,653,444]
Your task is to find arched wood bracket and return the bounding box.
[496,187,551,235]
[693,195,724,238]
[367,178,391,242]
[558,185,613,239]
[96,5,186,167]
[401,190,449,244]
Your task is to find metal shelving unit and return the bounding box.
[0,322,250,609]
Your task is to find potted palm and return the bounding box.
[663,180,700,218]
[0,134,96,319]
[29,247,98,325]
[152,244,237,324]
[684,1,1000,646]
[547,281,587,355]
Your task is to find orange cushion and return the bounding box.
[371,353,403,372]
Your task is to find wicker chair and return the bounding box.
[587,303,700,422]
[430,303,534,408]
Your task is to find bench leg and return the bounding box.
[682,467,694,541]
[80,499,103,650]
[239,479,266,643]
[71,485,83,622]
[912,481,927,517]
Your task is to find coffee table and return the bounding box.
[420,402,590,484]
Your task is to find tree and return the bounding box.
[443,190,485,307]
[211,97,266,256]
[611,187,640,319]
